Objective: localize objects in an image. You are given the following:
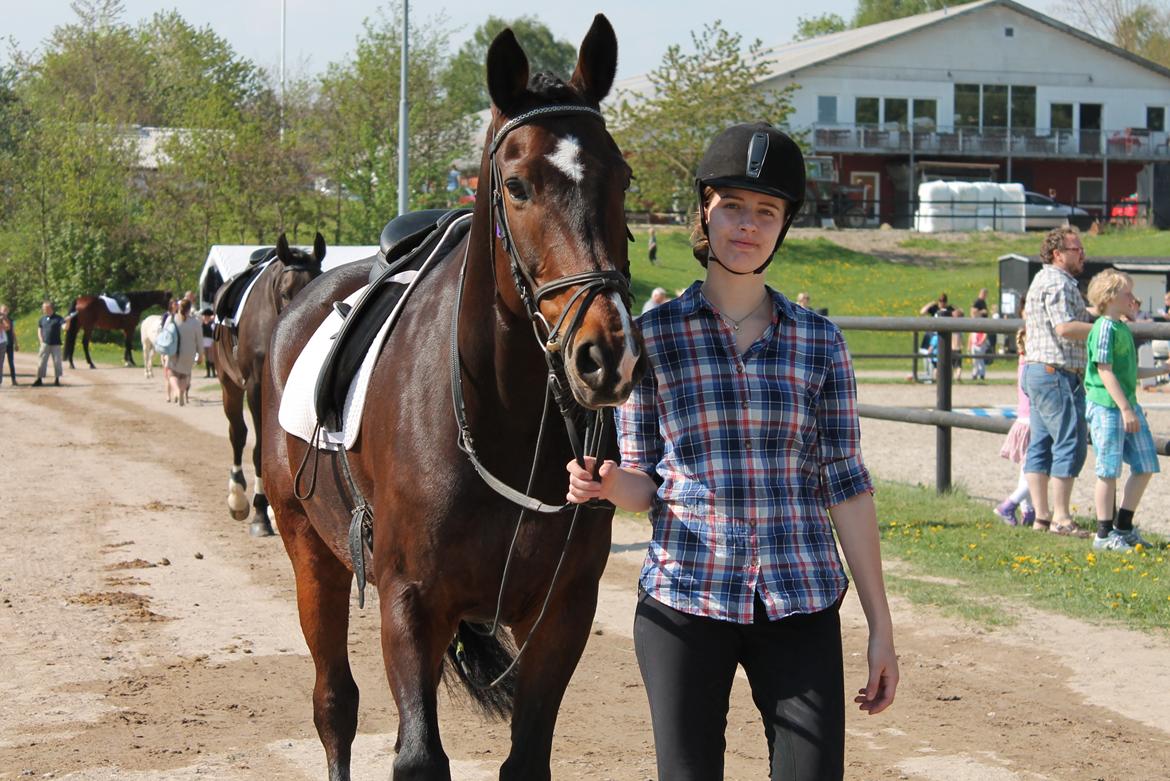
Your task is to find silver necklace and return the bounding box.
[718,292,770,332]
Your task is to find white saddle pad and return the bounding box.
[99,295,132,315]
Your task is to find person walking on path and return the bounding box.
[165,300,204,406]
[647,226,658,265]
[995,327,1035,525]
[566,122,897,781]
[1022,226,1094,537]
[0,304,14,385]
[200,308,217,378]
[1083,269,1169,551]
[33,301,66,387]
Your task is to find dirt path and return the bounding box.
[1,359,1168,780]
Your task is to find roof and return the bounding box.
[999,253,1170,269]
[751,0,1170,83]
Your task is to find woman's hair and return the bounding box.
[689,185,718,262]
[1040,226,1080,264]
[1015,327,1026,355]
[1086,268,1132,311]
[178,299,192,320]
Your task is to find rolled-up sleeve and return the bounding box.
[615,362,662,477]
[816,329,873,506]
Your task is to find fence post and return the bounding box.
[912,331,920,381]
[936,335,953,493]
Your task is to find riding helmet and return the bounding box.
[694,122,805,274]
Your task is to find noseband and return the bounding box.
[450,103,632,515]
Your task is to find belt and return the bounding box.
[1044,363,1084,379]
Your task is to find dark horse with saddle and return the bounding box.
[64,290,172,369]
[260,15,645,780]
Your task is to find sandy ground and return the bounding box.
[1,355,1169,780]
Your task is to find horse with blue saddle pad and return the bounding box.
[261,16,647,779]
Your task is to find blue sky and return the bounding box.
[6,1,1055,83]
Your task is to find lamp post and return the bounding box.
[279,0,286,142]
[397,0,410,216]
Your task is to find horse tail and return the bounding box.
[443,622,517,719]
[63,299,79,362]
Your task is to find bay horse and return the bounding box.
[215,233,327,537]
[261,16,644,780]
[64,290,171,369]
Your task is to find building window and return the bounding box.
[818,96,838,124]
[954,84,980,127]
[983,85,1008,127]
[1011,86,1036,130]
[1051,103,1074,130]
[1005,27,1014,37]
[1077,177,1104,209]
[913,98,938,129]
[1148,106,1166,132]
[856,97,880,125]
[884,98,908,128]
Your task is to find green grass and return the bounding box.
[874,480,1170,634]
[884,573,1018,628]
[899,226,1170,260]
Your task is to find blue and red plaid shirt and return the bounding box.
[616,282,872,624]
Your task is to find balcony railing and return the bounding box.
[811,123,1170,160]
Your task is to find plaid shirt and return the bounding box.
[616,282,872,624]
[1024,264,1091,370]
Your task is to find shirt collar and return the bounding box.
[679,280,797,322]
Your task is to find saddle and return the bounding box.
[99,292,132,315]
[313,208,472,431]
[214,260,271,325]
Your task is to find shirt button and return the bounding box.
[736,363,744,373]
[745,440,752,450]
[741,400,749,409]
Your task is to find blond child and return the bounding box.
[1084,269,1169,551]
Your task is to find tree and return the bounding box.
[443,16,578,114]
[1055,0,1170,68]
[854,0,951,27]
[610,22,798,213]
[794,13,849,40]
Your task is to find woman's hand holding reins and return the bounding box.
[565,456,617,504]
[565,457,656,513]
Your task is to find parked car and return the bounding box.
[1023,191,1090,230]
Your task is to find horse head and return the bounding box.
[481,14,645,410]
[273,232,326,313]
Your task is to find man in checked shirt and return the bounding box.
[567,123,897,781]
[1022,226,1095,537]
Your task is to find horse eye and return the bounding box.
[505,178,529,202]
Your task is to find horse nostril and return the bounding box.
[574,342,607,388]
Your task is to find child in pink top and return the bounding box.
[995,329,1035,525]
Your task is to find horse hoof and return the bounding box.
[249,519,275,537]
[230,507,250,521]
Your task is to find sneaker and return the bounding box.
[1092,531,1134,552]
[1021,505,1036,526]
[1116,527,1153,548]
[31,379,43,387]
[993,501,1019,526]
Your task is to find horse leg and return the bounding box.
[380,580,453,781]
[83,329,96,369]
[222,381,251,521]
[143,341,153,378]
[499,578,601,781]
[279,503,360,781]
[246,380,273,537]
[123,328,135,367]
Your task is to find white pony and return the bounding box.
[140,314,164,378]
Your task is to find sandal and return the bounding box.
[1031,518,1051,532]
[1049,521,1091,538]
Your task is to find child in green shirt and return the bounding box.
[1084,269,1170,551]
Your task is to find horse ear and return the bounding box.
[313,232,327,263]
[276,233,291,263]
[486,28,529,114]
[569,14,617,106]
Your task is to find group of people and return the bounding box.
[996,226,1166,552]
[918,289,996,382]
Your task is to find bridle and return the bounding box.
[450,103,632,515]
[447,103,634,686]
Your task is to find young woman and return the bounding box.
[566,122,898,780]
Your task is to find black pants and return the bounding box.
[3,342,14,382]
[633,590,845,781]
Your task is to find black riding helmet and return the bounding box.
[694,122,805,275]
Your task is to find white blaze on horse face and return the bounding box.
[545,135,584,184]
[609,291,640,383]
